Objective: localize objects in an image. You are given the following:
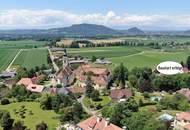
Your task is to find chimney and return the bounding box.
[122,126,127,130]
[105,118,110,127]
[96,114,102,123]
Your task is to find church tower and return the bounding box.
[63,49,69,68]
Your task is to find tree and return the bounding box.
[143,119,167,130]
[12,121,27,130]
[36,122,48,130]
[1,99,10,105]
[128,75,138,88]
[91,55,97,62]
[40,94,52,110]
[90,90,100,101]
[113,63,128,88]
[186,56,190,70]
[85,75,94,97]
[0,112,14,130]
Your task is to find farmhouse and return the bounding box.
[67,85,86,94]
[74,65,111,90]
[173,112,190,130]
[17,77,44,93]
[77,116,123,130]
[110,88,132,102]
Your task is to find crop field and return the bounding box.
[67,47,190,70]
[0,49,18,72]
[0,102,59,130]
[12,49,48,70]
[0,40,47,49]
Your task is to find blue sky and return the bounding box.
[0,0,190,30]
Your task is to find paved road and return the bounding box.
[48,49,59,72]
[78,95,97,116]
[6,49,22,71]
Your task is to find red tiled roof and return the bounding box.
[77,116,123,130]
[110,89,132,100]
[27,84,44,93]
[17,78,34,87]
[176,112,190,122]
[56,66,73,81]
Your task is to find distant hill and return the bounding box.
[49,23,121,36]
[120,27,145,35]
[0,23,145,37]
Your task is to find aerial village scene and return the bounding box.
[0,0,190,130]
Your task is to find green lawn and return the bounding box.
[0,49,18,72]
[83,96,111,108]
[0,40,47,49]
[12,49,49,70]
[0,102,59,130]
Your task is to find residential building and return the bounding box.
[74,65,111,90]
[0,71,16,78]
[77,116,124,130]
[110,88,132,102]
[174,112,190,130]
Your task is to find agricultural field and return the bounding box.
[0,102,59,130]
[0,49,18,72]
[0,40,47,49]
[12,49,48,70]
[67,46,190,70]
[68,47,147,58]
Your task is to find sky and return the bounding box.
[0,0,190,30]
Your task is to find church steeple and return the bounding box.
[63,49,69,68]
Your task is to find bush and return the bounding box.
[1,98,10,105]
[143,92,150,99]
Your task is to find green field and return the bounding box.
[12,49,48,70]
[67,47,190,70]
[0,40,47,49]
[68,47,147,58]
[0,49,18,72]
[0,102,59,130]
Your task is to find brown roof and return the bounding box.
[67,85,86,94]
[176,112,190,122]
[177,88,190,101]
[110,89,132,100]
[56,66,73,81]
[76,65,109,75]
[77,116,123,130]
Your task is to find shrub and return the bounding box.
[1,98,10,105]
[143,92,150,99]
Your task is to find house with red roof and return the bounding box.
[17,77,44,93]
[110,88,132,102]
[74,65,111,90]
[77,116,124,130]
[174,112,190,130]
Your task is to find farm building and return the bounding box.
[74,65,111,90]
[0,71,16,78]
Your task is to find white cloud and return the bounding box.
[0,9,190,30]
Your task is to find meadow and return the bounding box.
[12,49,48,70]
[0,102,59,130]
[68,47,190,70]
[0,49,18,72]
[0,40,47,49]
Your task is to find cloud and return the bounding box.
[0,9,190,30]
